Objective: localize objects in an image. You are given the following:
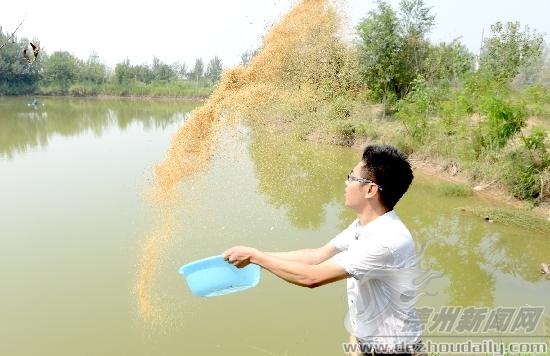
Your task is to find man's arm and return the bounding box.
[266,243,339,265]
[223,246,350,288]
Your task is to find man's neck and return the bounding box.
[357,204,390,226]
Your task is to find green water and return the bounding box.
[1,97,548,355]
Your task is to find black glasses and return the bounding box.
[346,171,383,191]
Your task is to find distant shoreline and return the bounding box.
[0,94,209,101]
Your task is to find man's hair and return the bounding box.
[360,144,413,210]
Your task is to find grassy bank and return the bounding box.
[35,80,214,98]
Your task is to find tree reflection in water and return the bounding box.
[248,124,356,230]
[0,97,199,158]
[248,125,550,309]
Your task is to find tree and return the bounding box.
[0,29,40,94]
[422,40,475,85]
[480,21,544,83]
[240,50,254,66]
[358,0,438,112]
[152,56,175,81]
[512,45,549,88]
[191,58,204,82]
[134,64,154,84]
[399,0,435,40]
[398,0,435,81]
[205,56,223,83]
[179,62,188,80]
[357,1,402,114]
[79,52,108,84]
[42,51,79,94]
[171,61,187,80]
[114,59,134,85]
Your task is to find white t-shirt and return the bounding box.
[330,210,422,349]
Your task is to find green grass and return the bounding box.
[436,182,474,197]
[37,80,214,98]
[459,206,550,234]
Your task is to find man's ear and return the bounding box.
[363,184,374,198]
[363,184,376,198]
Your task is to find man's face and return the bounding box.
[344,161,368,210]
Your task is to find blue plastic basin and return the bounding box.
[178,255,261,297]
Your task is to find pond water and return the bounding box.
[1,97,548,355]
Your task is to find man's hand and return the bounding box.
[222,246,260,268]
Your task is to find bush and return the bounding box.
[478,96,526,149]
[329,96,353,120]
[69,84,98,96]
[354,122,380,140]
[332,121,356,145]
[505,128,549,201]
[523,84,550,103]
[519,84,550,117]
[396,77,437,142]
[506,158,542,200]
[463,71,509,110]
[439,95,469,135]
[523,127,547,152]
[393,134,415,156]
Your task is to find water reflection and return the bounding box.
[248,124,357,229]
[413,214,496,306]
[484,226,549,282]
[0,98,199,158]
[415,209,550,303]
[248,125,550,310]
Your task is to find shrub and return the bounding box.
[332,121,356,145]
[505,153,541,200]
[396,77,437,142]
[329,96,353,120]
[523,127,547,152]
[505,128,549,201]
[479,96,526,149]
[439,98,468,135]
[520,84,550,117]
[69,84,98,96]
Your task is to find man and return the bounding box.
[223,144,422,355]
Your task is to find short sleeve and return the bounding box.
[332,241,394,280]
[329,220,358,252]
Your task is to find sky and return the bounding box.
[1,0,549,69]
